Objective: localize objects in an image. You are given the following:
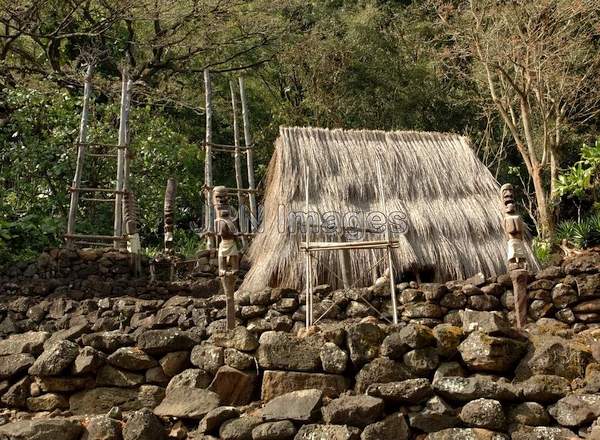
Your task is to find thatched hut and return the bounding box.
[241,127,537,291]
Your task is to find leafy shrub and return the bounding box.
[0,215,62,263]
[555,213,600,249]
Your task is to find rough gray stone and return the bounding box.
[516,374,571,403]
[83,415,122,440]
[548,393,600,427]
[198,406,240,434]
[459,398,505,430]
[425,428,508,440]
[0,353,34,379]
[433,376,518,402]
[260,389,322,422]
[320,342,347,374]
[0,331,49,356]
[403,347,439,375]
[123,408,167,440]
[346,322,385,366]
[360,412,410,440]
[458,332,526,373]
[166,369,212,394]
[408,396,459,433]
[219,416,262,440]
[294,424,361,440]
[72,346,106,375]
[0,418,83,440]
[509,426,578,440]
[506,402,550,426]
[252,421,296,440]
[137,329,200,356]
[191,344,224,374]
[355,357,413,393]
[28,340,79,376]
[322,395,384,428]
[257,331,321,372]
[70,385,164,414]
[366,378,433,404]
[107,347,157,371]
[96,365,145,387]
[153,387,220,419]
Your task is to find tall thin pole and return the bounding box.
[113,65,129,248]
[376,162,398,324]
[305,165,313,327]
[230,80,247,248]
[238,76,257,231]
[66,64,94,248]
[204,69,215,249]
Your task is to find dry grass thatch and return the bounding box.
[241,127,538,291]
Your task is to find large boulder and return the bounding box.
[458,332,525,373]
[0,419,83,440]
[425,428,508,439]
[360,412,410,440]
[509,426,579,440]
[197,406,240,434]
[433,376,518,402]
[257,331,321,372]
[83,415,122,440]
[516,374,571,403]
[219,416,262,440]
[252,421,296,440]
[259,389,322,422]
[355,357,413,393]
[366,378,433,404]
[137,329,200,356]
[69,385,164,414]
[261,370,348,400]
[459,399,505,431]
[153,387,220,419]
[81,331,134,353]
[408,396,459,433]
[107,347,157,371]
[294,424,361,440]
[0,331,49,355]
[515,336,593,380]
[346,322,385,366]
[96,365,145,387]
[506,402,550,426]
[0,353,34,379]
[322,395,384,428]
[29,340,79,376]
[548,393,600,427]
[208,366,256,406]
[123,408,167,440]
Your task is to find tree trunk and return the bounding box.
[531,165,554,238]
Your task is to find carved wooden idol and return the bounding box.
[213,186,240,329]
[501,183,528,329]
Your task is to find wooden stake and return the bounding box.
[304,165,313,327]
[238,76,257,231]
[204,69,215,249]
[113,66,129,248]
[376,161,398,325]
[230,80,247,249]
[66,64,94,248]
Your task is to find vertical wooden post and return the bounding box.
[338,233,352,289]
[66,64,94,248]
[230,80,247,248]
[122,79,133,206]
[238,76,257,231]
[114,66,129,248]
[204,69,215,249]
[376,162,398,324]
[304,166,313,327]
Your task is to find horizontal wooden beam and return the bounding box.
[300,240,401,252]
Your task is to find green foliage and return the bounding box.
[555,139,600,199]
[532,237,553,266]
[555,213,600,249]
[0,215,62,263]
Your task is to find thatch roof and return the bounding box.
[241,127,537,291]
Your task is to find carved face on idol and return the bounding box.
[213,186,228,209]
[500,183,516,214]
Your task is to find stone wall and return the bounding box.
[0,250,599,439]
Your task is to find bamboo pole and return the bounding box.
[338,233,352,289]
[204,69,215,249]
[113,66,129,248]
[66,64,94,248]
[238,76,257,231]
[300,240,401,251]
[230,80,247,249]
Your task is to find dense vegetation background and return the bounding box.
[1,0,599,263]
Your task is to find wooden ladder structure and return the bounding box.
[202,69,258,249]
[65,64,134,250]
